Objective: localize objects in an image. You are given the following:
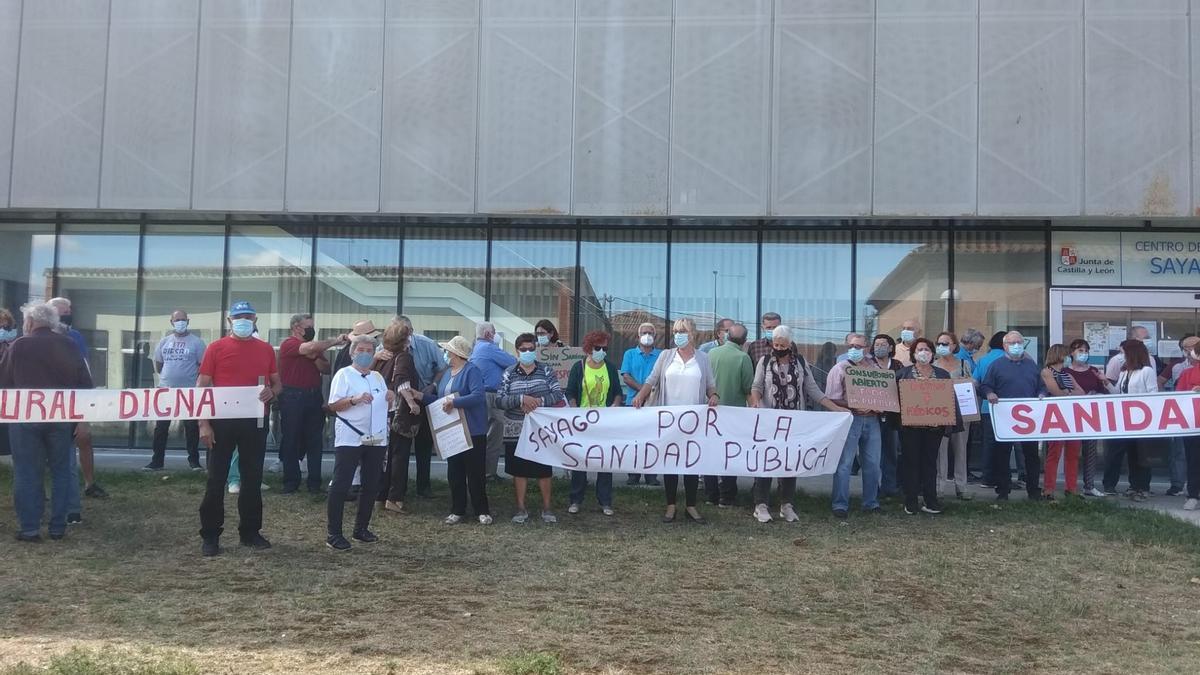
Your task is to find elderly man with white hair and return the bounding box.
[470,321,516,481]
[620,321,663,486]
[0,302,93,541]
[980,331,1047,502]
[48,296,106,507]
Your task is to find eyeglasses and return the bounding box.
[936,342,952,347]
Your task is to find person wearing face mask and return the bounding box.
[324,335,395,550]
[425,335,492,525]
[835,332,858,363]
[1171,338,1200,510]
[981,331,1047,501]
[896,338,959,514]
[1104,325,1158,385]
[565,330,624,516]
[278,313,348,495]
[956,329,985,372]
[824,333,882,520]
[0,308,16,458]
[871,334,904,498]
[1104,339,1158,501]
[620,322,662,486]
[746,312,786,366]
[196,301,282,556]
[749,325,846,522]
[933,331,973,500]
[973,331,1025,490]
[374,321,422,514]
[534,319,564,348]
[699,318,734,354]
[1064,338,1114,498]
[48,296,105,507]
[145,310,207,471]
[894,319,921,367]
[1163,335,1199,498]
[497,333,565,523]
[633,318,719,523]
[703,322,753,507]
[1039,344,1082,499]
[470,321,517,483]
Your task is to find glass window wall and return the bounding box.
[669,230,758,343]
[314,224,400,338]
[954,230,1046,361]
[762,230,852,370]
[0,223,55,312]
[578,229,668,356]
[401,226,488,343]
[856,229,949,344]
[226,225,313,345]
[489,227,577,349]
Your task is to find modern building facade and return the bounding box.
[2,0,1200,449]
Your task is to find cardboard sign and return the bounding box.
[952,377,980,422]
[899,379,956,426]
[538,345,585,387]
[426,397,471,459]
[845,366,900,413]
[516,405,852,477]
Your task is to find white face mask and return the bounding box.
[915,351,933,364]
[639,334,654,347]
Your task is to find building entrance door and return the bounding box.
[1050,289,1200,366]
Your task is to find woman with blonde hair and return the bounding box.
[632,317,718,523]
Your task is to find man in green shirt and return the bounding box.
[704,323,754,506]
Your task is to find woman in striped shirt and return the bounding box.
[496,332,565,524]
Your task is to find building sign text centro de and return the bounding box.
[1052,232,1200,287]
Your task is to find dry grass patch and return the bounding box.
[1,466,1199,674]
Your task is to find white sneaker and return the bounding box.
[1087,487,1106,498]
[511,510,529,524]
[779,504,799,523]
[443,514,462,525]
[541,511,558,524]
[227,482,241,494]
[260,483,270,492]
[267,460,282,473]
[753,504,772,523]
[567,503,580,515]
[601,506,614,517]
[478,514,493,525]
[1184,498,1199,511]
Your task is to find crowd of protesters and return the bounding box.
[2,299,1198,555]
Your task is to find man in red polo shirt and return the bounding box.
[197,301,282,557]
[278,313,348,494]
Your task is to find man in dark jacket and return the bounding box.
[0,302,93,542]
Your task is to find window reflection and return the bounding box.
[762,229,852,366]
[401,226,488,342]
[670,230,757,342]
[0,223,55,311]
[857,229,948,341]
[56,223,141,446]
[578,229,668,355]
[489,228,577,348]
[226,225,313,344]
[314,225,400,336]
[954,230,1046,355]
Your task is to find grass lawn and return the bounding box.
[1,466,1199,674]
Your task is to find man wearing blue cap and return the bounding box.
[196,301,282,556]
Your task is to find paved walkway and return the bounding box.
[39,449,1198,528]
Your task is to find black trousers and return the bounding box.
[663,474,699,507]
[199,418,267,540]
[328,445,385,537]
[1103,439,1152,492]
[993,439,1040,497]
[151,419,199,466]
[378,419,432,502]
[703,475,738,504]
[279,387,326,492]
[447,435,490,517]
[1184,436,1200,499]
[900,427,943,510]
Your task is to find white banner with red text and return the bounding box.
[0,387,265,423]
[515,405,852,477]
[990,392,1200,441]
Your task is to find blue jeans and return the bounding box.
[879,423,900,496]
[569,471,613,508]
[10,423,75,536]
[832,415,882,512]
[1169,437,1187,489]
[67,441,82,514]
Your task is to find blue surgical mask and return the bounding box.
[1062,355,1073,368]
[352,352,374,369]
[173,320,189,334]
[935,345,950,357]
[674,332,689,348]
[900,329,915,343]
[846,347,864,363]
[519,350,537,365]
[536,335,549,346]
[1006,343,1025,357]
[0,328,16,342]
[1077,351,1090,362]
[231,318,254,338]
[592,348,607,362]
[442,351,451,365]
[762,329,774,341]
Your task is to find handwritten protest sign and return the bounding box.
[952,377,980,422]
[899,379,956,426]
[427,397,471,459]
[991,391,1200,441]
[845,366,899,413]
[516,405,852,477]
[0,387,264,423]
[538,345,585,387]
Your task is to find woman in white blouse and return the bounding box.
[1111,339,1158,501]
[632,318,718,524]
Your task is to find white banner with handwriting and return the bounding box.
[991,392,1200,441]
[515,405,853,477]
[0,387,265,423]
